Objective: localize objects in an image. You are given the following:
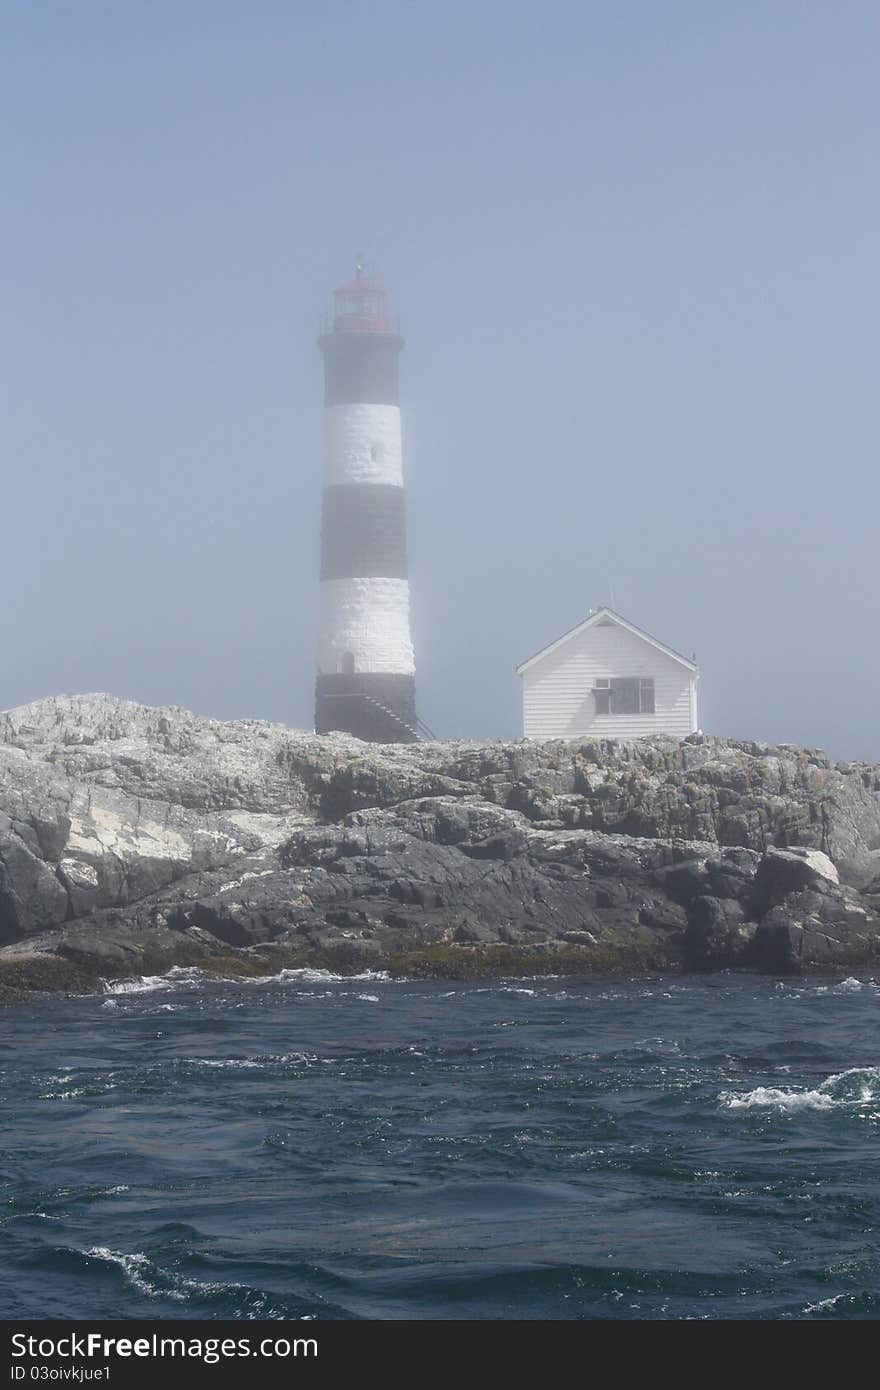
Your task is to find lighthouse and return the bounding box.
[315,259,417,742]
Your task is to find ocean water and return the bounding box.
[1,969,878,1321]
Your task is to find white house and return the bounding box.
[517,607,699,740]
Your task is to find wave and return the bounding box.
[86,1247,180,1300]
[248,967,391,985]
[773,976,879,1001]
[103,967,208,996]
[83,1246,285,1314]
[801,1289,880,1317]
[804,1293,848,1314]
[102,965,393,997]
[81,1246,334,1317]
[719,1066,880,1115]
[187,1053,321,1070]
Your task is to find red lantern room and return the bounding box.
[326,255,399,335]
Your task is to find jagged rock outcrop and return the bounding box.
[1,694,879,993]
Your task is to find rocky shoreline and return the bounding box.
[1,694,879,1003]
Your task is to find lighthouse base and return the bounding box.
[315,673,417,743]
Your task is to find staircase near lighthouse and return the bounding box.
[314,259,419,743]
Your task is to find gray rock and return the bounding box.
[685,895,749,969]
[753,846,841,914]
[0,694,878,984]
[752,909,805,971]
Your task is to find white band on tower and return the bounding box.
[323,403,403,488]
[317,577,414,676]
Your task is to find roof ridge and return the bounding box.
[517,607,698,675]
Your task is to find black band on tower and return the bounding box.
[315,673,417,741]
[320,484,408,581]
[320,334,402,407]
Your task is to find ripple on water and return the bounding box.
[2,971,879,1319]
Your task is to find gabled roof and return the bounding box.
[516,607,699,676]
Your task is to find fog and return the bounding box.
[2,3,878,759]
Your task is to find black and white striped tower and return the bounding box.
[315,259,417,742]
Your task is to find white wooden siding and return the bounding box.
[521,621,697,739]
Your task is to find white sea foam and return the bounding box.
[86,1247,180,1299]
[250,967,391,985]
[102,964,393,997]
[103,967,206,996]
[86,1246,236,1304]
[721,1086,837,1113]
[804,1293,848,1313]
[84,1246,286,1315]
[719,1066,880,1115]
[187,1052,320,1070]
[40,1080,118,1100]
[786,976,878,999]
[190,1058,263,1069]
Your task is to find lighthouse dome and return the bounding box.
[331,257,394,334]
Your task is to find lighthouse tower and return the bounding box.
[315,259,417,742]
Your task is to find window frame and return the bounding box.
[593,676,656,716]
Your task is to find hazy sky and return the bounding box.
[3,2,878,758]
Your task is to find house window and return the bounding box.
[340,652,355,676]
[370,442,385,462]
[594,677,655,715]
